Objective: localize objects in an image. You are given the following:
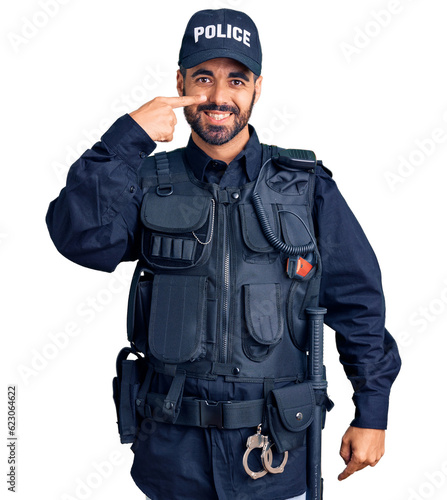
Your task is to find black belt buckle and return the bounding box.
[199,400,228,429]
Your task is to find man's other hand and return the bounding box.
[129,95,206,142]
[338,426,385,481]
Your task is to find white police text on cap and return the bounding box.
[194,24,251,47]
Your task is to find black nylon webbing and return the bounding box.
[143,393,265,429]
[161,371,186,423]
[154,152,171,187]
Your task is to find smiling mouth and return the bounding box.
[204,111,233,122]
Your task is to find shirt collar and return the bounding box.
[184,125,262,183]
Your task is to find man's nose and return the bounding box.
[208,81,229,106]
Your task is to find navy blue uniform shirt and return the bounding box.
[46,114,401,500]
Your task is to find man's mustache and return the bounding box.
[196,103,239,115]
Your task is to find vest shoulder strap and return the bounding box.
[139,149,189,190]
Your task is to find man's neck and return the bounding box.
[191,126,250,165]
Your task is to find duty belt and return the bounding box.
[138,392,265,429]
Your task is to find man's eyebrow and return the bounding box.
[189,69,251,82]
[228,71,250,82]
[190,69,214,78]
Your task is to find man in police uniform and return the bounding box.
[46,8,401,500]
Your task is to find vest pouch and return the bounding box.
[141,192,214,270]
[286,280,309,351]
[238,204,278,264]
[266,381,315,453]
[127,265,154,353]
[286,271,321,352]
[243,283,283,362]
[148,274,207,364]
[112,348,147,444]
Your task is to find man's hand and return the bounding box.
[338,426,385,481]
[129,95,206,142]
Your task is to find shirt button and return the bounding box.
[130,186,136,193]
[232,192,240,200]
[232,367,240,375]
[139,151,147,158]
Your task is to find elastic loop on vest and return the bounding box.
[155,152,173,196]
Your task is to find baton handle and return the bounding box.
[307,307,327,387]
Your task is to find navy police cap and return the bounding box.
[179,9,262,76]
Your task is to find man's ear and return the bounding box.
[176,70,184,97]
[253,75,263,105]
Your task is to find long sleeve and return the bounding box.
[46,114,156,272]
[313,166,401,429]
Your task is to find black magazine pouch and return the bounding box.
[112,347,148,444]
[266,381,315,453]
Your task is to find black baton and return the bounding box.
[306,307,327,500]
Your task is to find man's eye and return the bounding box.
[197,77,211,83]
[231,80,244,86]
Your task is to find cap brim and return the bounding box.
[180,48,261,76]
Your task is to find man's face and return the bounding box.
[177,58,262,146]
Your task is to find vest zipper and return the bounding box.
[221,205,230,364]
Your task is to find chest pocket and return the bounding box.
[140,191,215,270]
[238,203,279,264]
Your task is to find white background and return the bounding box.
[2,1,447,499]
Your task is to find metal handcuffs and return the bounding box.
[242,424,288,480]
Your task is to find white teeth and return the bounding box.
[207,112,230,121]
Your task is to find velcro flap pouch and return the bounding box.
[266,381,315,453]
[243,283,283,362]
[141,193,211,233]
[148,274,207,363]
[140,192,214,269]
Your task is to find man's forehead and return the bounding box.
[187,57,251,76]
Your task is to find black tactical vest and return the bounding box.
[126,145,321,385]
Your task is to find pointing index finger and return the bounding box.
[167,95,206,109]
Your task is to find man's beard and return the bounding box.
[183,90,256,146]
